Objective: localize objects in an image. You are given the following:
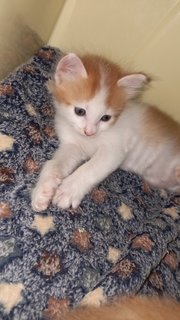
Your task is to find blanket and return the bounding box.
[0,46,179,320]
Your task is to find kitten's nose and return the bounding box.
[84,128,96,136]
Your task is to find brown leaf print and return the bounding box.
[37,50,53,60]
[35,251,62,277]
[118,202,133,221]
[68,206,83,215]
[160,189,168,199]
[132,234,155,252]
[43,297,70,320]
[26,124,42,144]
[163,251,178,270]
[0,84,14,96]
[171,195,180,205]
[91,188,107,203]
[135,197,145,208]
[107,246,121,264]
[0,166,14,183]
[0,283,24,313]
[0,133,14,151]
[44,126,56,138]
[142,180,152,193]
[0,202,12,218]
[163,207,179,219]
[22,65,35,73]
[26,104,37,116]
[113,258,136,278]
[42,105,55,117]
[24,156,40,173]
[71,228,92,251]
[142,181,152,193]
[149,272,163,290]
[80,287,106,307]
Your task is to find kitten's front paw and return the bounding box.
[52,175,85,209]
[31,176,61,212]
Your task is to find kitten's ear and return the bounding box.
[117,73,149,99]
[55,53,87,83]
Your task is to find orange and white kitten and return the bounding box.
[53,296,180,320]
[31,53,180,211]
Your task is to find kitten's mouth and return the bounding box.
[83,133,96,138]
[84,132,96,137]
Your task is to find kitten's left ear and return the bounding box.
[117,73,149,99]
[55,53,87,84]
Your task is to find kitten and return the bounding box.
[31,53,180,211]
[52,296,180,320]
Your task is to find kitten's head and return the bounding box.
[49,53,149,137]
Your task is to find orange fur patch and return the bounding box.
[142,106,180,148]
[49,54,128,112]
[61,296,180,320]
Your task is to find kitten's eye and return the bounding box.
[100,115,111,122]
[74,107,86,116]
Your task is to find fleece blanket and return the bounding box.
[0,46,179,320]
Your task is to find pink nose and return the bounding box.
[84,129,96,136]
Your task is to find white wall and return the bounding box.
[49,0,180,120]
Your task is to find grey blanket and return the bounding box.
[0,46,179,320]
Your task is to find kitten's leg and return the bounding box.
[31,144,85,211]
[31,159,61,212]
[53,147,123,209]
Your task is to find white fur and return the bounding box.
[31,100,179,210]
[31,55,180,211]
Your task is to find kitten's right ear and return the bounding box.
[55,53,87,84]
[117,73,150,99]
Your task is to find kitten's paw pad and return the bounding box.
[31,187,52,212]
[31,196,49,212]
[31,178,61,212]
[53,178,83,209]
